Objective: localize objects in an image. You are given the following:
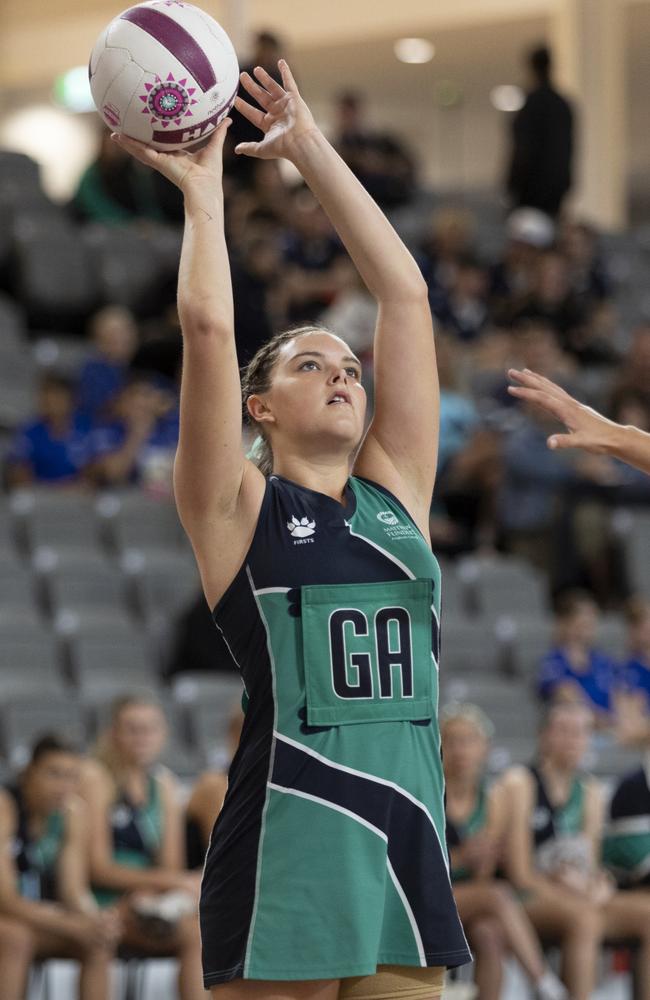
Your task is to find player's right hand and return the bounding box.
[111,117,231,193]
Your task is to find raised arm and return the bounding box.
[235,62,437,528]
[508,368,650,476]
[112,125,265,607]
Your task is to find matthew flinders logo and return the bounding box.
[377,511,399,526]
[287,515,316,544]
[376,510,418,541]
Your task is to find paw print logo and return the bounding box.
[287,515,316,538]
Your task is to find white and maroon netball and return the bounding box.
[89,1,239,150]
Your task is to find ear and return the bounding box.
[246,394,276,426]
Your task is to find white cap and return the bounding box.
[507,207,555,248]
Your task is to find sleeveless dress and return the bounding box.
[8,785,64,901]
[200,474,471,986]
[603,763,650,888]
[528,764,588,875]
[94,772,163,906]
[445,782,488,883]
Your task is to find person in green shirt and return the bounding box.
[0,734,119,1000]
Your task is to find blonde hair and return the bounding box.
[93,691,164,791]
[439,702,495,740]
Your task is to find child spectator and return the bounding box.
[77,306,139,424]
[442,704,568,1000]
[538,590,619,722]
[85,374,179,495]
[0,734,119,1000]
[501,703,650,1000]
[81,693,204,1000]
[5,373,93,489]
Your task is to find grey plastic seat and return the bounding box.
[622,513,650,595]
[1,697,86,767]
[14,490,101,552]
[440,619,502,674]
[14,228,98,329]
[507,618,555,677]
[110,491,185,553]
[189,699,243,769]
[0,632,62,678]
[133,551,200,623]
[0,560,38,612]
[70,633,159,698]
[472,556,549,619]
[47,559,126,615]
[83,224,166,312]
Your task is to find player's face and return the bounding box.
[111,704,167,767]
[256,332,367,455]
[441,719,488,781]
[540,708,592,769]
[27,752,81,813]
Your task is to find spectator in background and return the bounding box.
[231,234,283,367]
[429,254,489,343]
[85,373,178,495]
[225,32,284,188]
[490,208,554,316]
[506,45,573,218]
[442,705,568,1000]
[501,703,650,1000]
[185,709,244,870]
[603,761,650,890]
[81,694,204,1000]
[419,207,477,302]
[282,187,350,323]
[77,306,139,424]
[620,598,650,711]
[611,324,650,414]
[5,373,93,489]
[71,129,164,225]
[333,91,417,209]
[538,590,619,723]
[0,735,119,1000]
[559,219,611,311]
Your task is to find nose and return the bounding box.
[328,367,348,384]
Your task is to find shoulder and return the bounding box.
[80,759,114,801]
[501,765,534,797]
[154,765,180,802]
[0,787,18,831]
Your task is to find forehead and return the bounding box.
[443,718,485,740]
[37,751,79,770]
[279,331,355,362]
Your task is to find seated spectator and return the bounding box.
[500,703,650,1000]
[441,704,567,1000]
[5,373,93,489]
[0,735,119,1000]
[619,598,650,711]
[81,693,204,1000]
[419,206,477,301]
[603,762,650,889]
[231,234,283,367]
[429,254,489,342]
[71,129,165,225]
[432,335,501,551]
[490,208,554,314]
[85,373,179,495]
[282,187,349,323]
[559,219,610,310]
[185,709,243,870]
[611,324,650,416]
[77,306,139,423]
[506,249,588,351]
[333,91,416,209]
[489,320,576,411]
[538,590,619,722]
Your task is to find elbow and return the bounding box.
[178,304,232,340]
[378,274,429,306]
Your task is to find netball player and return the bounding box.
[508,367,650,474]
[114,58,470,999]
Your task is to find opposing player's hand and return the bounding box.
[507,368,619,455]
[111,116,231,192]
[233,59,318,161]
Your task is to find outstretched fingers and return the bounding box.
[233,95,265,129]
[278,58,300,95]
[253,64,286,99]
[240,70,275,110]
[508,368,571,402]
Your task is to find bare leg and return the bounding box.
[0,917,34,1000]
[603,890,650,1000]
[454,882,548,985]
[29,928,113,1000]
[525,885,602,1000]
[209,979,340,1000]
[464,914,505,1000]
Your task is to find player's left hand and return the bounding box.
[233,59,319,161]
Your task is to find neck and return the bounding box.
[540,756,575,783]
[445,773,479,797]
[272,450,352,502]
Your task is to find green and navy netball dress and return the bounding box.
[603,764,650,888]
[200,474,471,986]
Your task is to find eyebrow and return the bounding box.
[291,350,362,368]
